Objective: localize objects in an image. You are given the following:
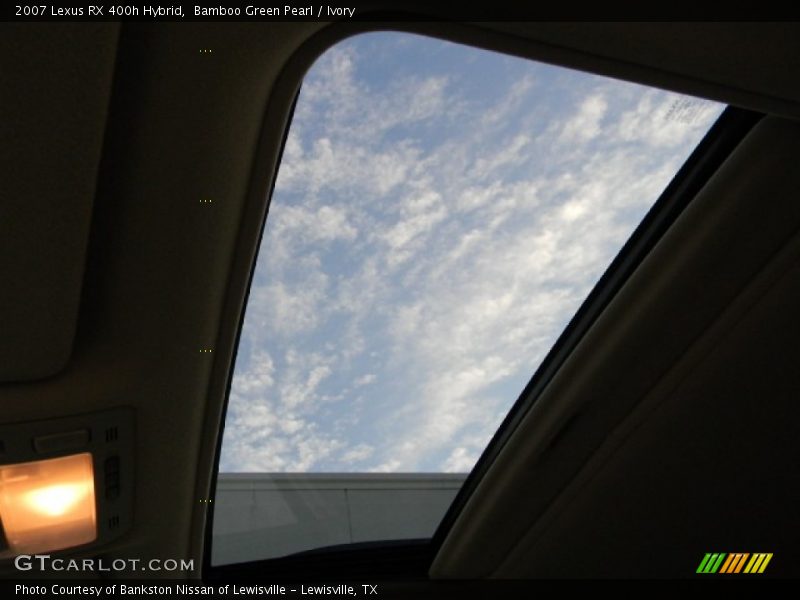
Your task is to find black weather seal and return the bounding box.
[201,86,302,578]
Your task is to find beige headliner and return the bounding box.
[1,20,799,578]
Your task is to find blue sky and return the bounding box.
[218,32,723,473]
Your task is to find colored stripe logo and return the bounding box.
[696,553,773,574]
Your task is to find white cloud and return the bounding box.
[255,274,327,337]
[272,204,358,245]
[381,191,448,266]
[340,443,374,464]
[442,446,478,473]
[559,94,608,143]
[232,350,275,394]
[479,75,535,128]
[353,373,376,387]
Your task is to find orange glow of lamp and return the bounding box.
[0,453,97,554]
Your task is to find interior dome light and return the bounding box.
[0,453,96,554]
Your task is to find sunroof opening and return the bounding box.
[212,31,724,566]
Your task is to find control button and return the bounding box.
[106,485,120,500]
[105,456,119,473]
[33,429,89,454]
[106,471,119,487]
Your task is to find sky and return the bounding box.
[218,32,724,474]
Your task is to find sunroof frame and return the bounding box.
[202,23,763,581]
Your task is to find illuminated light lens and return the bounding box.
[24,483,92,517]
[0,453,97,554]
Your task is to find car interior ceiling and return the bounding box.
[1,19,799,579]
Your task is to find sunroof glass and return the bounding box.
[212,31,725,566]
